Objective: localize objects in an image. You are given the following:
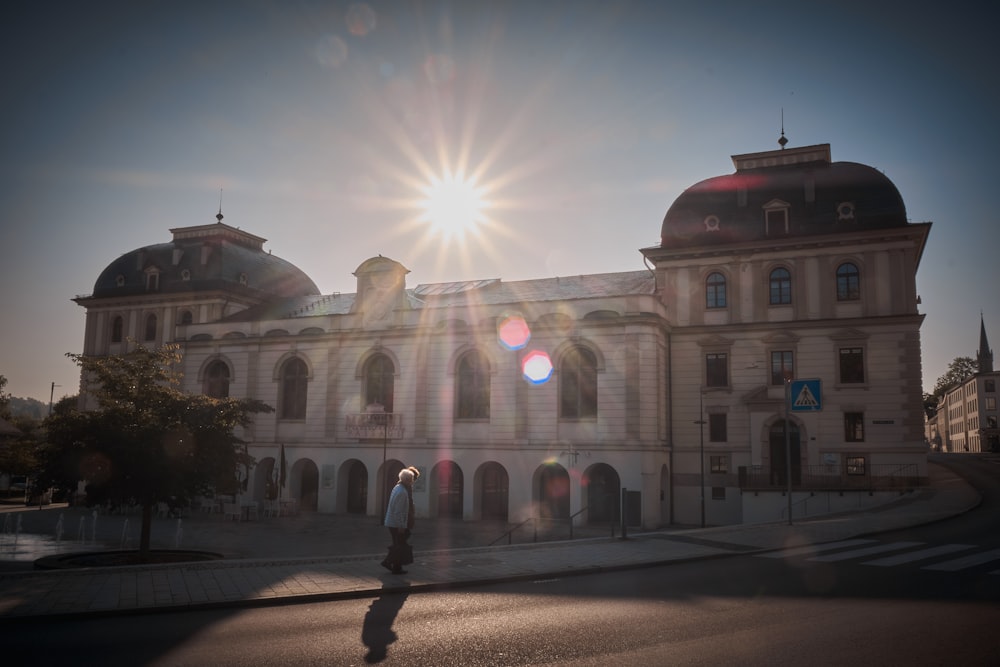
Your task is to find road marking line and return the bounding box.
[755,539,876,559]
[808,541,924,562]
[862,544,976,567]
[923,548,1000,572]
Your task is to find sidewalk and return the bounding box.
[0,462,979,620]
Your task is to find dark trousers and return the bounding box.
[384,527,409,570]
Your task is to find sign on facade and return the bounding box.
[789,378,822,412]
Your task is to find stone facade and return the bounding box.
[74,141,932,527]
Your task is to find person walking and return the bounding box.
[382,466,419,574]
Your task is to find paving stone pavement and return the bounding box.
[0,462,980,620]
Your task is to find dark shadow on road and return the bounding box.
[361,584,410,663]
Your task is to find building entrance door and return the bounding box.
[769,420,801,486]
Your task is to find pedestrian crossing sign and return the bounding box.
[789,378,822,412]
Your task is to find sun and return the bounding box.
[419,171,488,238]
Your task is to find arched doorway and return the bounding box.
[538,464,570,520]
[584,463,620,524]
[346,461,368,514]
[769,419,801,486]
[435,461,463,518]
[479,462,509,520]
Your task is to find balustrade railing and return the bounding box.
[344,412,405,439]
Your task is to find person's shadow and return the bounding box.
[361,586,410,663]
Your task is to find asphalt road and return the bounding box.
[3,456,999,666]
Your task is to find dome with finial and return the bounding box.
[659,142,908,249]
[89,216,319,298]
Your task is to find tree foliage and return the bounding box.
[0,374,10,418]
[37,344,272,556]
[931,356,979,400]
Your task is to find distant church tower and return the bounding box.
[978,314,994,373]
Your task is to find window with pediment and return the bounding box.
[456,350,490,419]
[204,360,230,399]
[364,353,395,413]
[144,313,157,341]
[839,347,865,384]
[560,346,597,419]
[279,357,309,420]
[706,352,728,388]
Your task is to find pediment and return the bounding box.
[830,328,869,341]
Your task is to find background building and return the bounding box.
[74,140,932,527]
[935,317,999,453]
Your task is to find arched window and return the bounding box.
[706,272,727,309]
[279,357,309,420]
[179,310,193,325]
[560,346,597,418]
[111,316,124,343]
[456,350,490,419]
[836,262,860,301]
[364,353,395,413]
[769,267,791,305]
[144,313,157,341]
[203,360,230,398]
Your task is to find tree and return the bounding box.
[37,343,272,558]
[0,374,10,418]
[932,356,979,400]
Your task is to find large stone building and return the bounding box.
[74,140,931,528]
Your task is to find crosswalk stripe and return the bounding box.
[862,544,976,567]
[756,539,876,559]
[922,548,1000,572]
[808,541,924,562]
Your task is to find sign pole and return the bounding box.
[784,377,792,525]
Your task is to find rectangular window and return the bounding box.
[844,412,865,442]
[765,209,788,235]
[709,414,727,442]
[770,351,794,385]
[706,353,728,387]
[711,486,726,500]
[986,379,996,392]
[839,347,865,383]
[709,455,729,474]
[846,456,866,476]
[987,397,996,411]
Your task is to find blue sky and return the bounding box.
[1,0,997,403]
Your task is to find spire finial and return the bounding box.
[778,108,788,148]
[216,188,224,223]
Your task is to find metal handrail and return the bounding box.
[488,517,535,546]
[488,506,594,545]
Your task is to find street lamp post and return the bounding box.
[694,390,707,528]
[375,410,388,526]
[48,382,61,417]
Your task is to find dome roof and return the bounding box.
[660,144,907,248]
[90,222,320,299]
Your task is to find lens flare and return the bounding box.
[522,350,553,384]
[345,3,377,36]
[498,314,530,350]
